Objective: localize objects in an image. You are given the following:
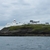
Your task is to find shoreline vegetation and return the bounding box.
[0,24,50,36]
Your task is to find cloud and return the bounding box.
[0,0,50,26]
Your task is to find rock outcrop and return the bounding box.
[0,26,50,36]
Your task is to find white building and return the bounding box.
[5,19,23,27]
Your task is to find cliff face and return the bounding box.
[0,27,50,36]
[0,27,33,36]
[0,24,50,36]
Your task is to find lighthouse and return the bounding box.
[5,19,23,27]
[5,19,17,27]
[13,19,16,23]
[12,19,17,26]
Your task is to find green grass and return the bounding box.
[8,24,50,32]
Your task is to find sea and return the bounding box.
[0,36,50,50]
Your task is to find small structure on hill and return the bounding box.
[30,20,40,24]
[5,19,22,27]
[45,22,49,25]
[12,19,17,26]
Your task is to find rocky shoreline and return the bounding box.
[0,24,50,36]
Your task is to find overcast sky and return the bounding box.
[0,0,50,27]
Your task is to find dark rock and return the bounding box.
[0,27,50,36]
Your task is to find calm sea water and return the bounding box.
[0,36,50,50]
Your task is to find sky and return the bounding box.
[0,0,50,29]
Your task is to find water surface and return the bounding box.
[0,36,50,50]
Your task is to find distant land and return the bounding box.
[0,24,50,36]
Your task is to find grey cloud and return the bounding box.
[11,0,30,6]
[0,0,50,26]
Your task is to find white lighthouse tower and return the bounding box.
[12,19,17,26]
[5,19,17,27]
[5,19,23,27]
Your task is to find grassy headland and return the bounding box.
[0,24,50,36]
